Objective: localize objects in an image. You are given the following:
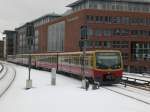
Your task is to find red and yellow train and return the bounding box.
[7,50,123,85]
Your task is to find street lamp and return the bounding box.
[26,23,34,89]
[79,25,89,90]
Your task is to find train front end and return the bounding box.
[93,51,123,84]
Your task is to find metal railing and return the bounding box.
[121,75,150,91]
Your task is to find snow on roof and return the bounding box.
[67,0,150,7]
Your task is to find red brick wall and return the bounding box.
[36,9,150,71]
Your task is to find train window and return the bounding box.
[73,56,79,65]
[84,57,89,66]
[70,56,73,64]
[77,57,80,65]
[72,56,75,65]
[84,60,88,66]
[61,56,65,64]
[73,56,76,65]
[50,57,52,63]
[51,57,54,63]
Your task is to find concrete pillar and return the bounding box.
[51,68,56,85]
[26,80,32,89]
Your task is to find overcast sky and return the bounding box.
[0,0,76,40]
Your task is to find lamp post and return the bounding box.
[26,23,34,89]
[80,25,89,90]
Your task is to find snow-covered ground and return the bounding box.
[0,63,150,112]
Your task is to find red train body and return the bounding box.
[7,50,123,85]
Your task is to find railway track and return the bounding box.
[0,63,16,98]
[120,74,150,91]
[116,84,150,98]
[0,63,4,72]
[102,85,150,105]
[0,66,8,80]
[120,81,150,91]
[121,77,150,91]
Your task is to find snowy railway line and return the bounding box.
[0,64,8,80]
[121,74,150,91]
[102,85,150,105]
[0,63,16,98]
[0,63,150,112]
[0,63,4,72]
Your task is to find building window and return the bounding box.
[131,43,150,61]
[95,16,100,22]
[138,18,145,25]
[95,29,103,37]
[146,18,150,25]
[86,15,90,21]
[122,53,129,60]
[104,41,112,48]
[104,16,108,23]
[112,41,128,48]
[89,2,98,9]
[86,40,93,48]
[130,18,138,25]
[108,16,112,23]
[112,17,121,24]
[131,30,138,36]
[95,16,103,23]
[104,29,112,36]
[95,41,101,48]
[113,29,121,35]
[87,28,93,36]
[121,29,129,36]
[143,31,149,36]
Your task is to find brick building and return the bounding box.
[10,0,150,73]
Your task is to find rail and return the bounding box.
[0,63,16,98]
[0,66,8,80]
[103,87,150,105]
[121,75,150,91]
[0,63,4,73]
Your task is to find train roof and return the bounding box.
[15,50,121,56]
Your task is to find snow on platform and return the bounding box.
[0,63,150,112]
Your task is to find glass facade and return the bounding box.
[103,41,129,48]
[86,15,150,26]
[34,16,60,28]
[18,32,27,54]
[34,30,39,51]
[92,28,150,37]
[131,43,150,61]
[72,0,150,13]
[47,21,65,52]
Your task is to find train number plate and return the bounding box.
[106,75,112,80]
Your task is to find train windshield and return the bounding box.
[96,52,122,69]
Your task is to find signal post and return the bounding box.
[79,25,89,90]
